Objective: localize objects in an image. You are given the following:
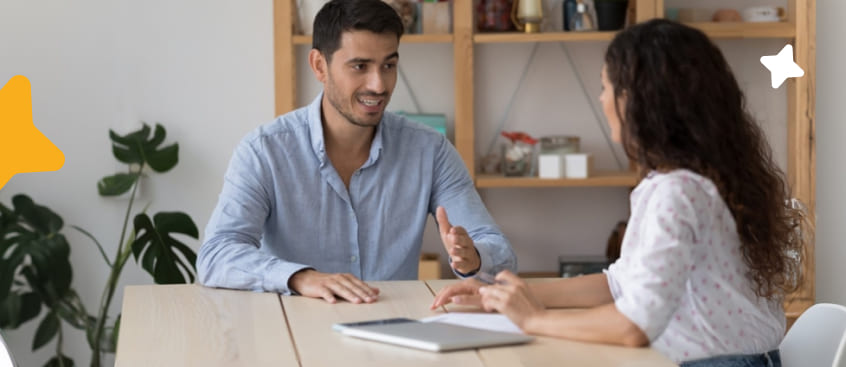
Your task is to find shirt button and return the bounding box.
[350,255,357,262]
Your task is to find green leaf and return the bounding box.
[145,143,178,173]
[33,311,59,350]
[109,124,150,164]
[43,354,75,367]
[112,144,141,164]
[132,212,199,284]
[55,290,88,330]
[49,258,73,299]
[97,173,139,196]
[0,255,17,301]
[109,123,151,146]
[149,124,166,147]
[109,123,180,173]
[0,201,17,229]
[18,292,42,326]
[0,293,21,328]
[43,233,71,260]
[12,194,63,235]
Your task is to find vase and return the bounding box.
[594,0,629,31]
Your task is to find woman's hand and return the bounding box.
[430,278,486,309]
[478,270,545,328]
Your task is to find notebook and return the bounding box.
[332,317,534,352]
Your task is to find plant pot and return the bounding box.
[595,0,629,31]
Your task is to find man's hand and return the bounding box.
[436,206,481,275]
[288,269,380,304]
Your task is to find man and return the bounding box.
[197,0,516,303]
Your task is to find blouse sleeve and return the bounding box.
[608,178,703,341]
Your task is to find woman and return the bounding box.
[431,19,809,367]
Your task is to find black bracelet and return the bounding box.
[451,248,481,277]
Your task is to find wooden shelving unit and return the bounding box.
[686,22,796,39]
[476,172,638,188]
[274,0,816,323]
[474,31,617,43]
[293,33,453,45]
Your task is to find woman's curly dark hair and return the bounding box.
[605,19,810,298]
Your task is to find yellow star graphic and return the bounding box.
[0,75,65,191]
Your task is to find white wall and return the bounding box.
[0,1,274,365]
[815,0,846,307]
[0,0,842,366]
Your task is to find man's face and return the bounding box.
[321,30,399,127]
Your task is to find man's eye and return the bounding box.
[384,63,397,70]
[353,64,365,71]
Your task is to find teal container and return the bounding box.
[396,111,447,135]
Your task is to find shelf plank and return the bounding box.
[474,31,617,43]
[684,22,796,39]
[293,34,453,45]
[294,23,795,46]
[475,172,638,188]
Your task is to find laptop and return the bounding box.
[332,317,534,352]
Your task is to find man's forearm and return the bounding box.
[197,237,310,294]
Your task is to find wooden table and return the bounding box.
[115,281,677,367]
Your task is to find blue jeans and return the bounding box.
[680,350,780,367]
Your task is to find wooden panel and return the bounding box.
[635,0,658,22]
[294,34,454,45]
[274,0,296,116]
[477,335,676,367]
[115,285,298,367]
[281,281,484,367]
[473,32,617,43]
[784,298,814,331]
[684,22,795,39]
[454,0,475,176]
[787,0,816,303]
[475,171,638,188]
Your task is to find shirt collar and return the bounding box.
[307,93,326,165]
[307,91,385,168]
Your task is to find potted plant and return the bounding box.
[0,123,199,367]
[594,0,629,31]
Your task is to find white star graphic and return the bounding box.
[760,45,805,89]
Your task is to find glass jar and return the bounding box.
[477,0,515,32]
[540,136,580,155]
[502,140,536,176]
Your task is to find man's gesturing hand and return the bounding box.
[436,206,481,275]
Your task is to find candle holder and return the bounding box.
[511,0,543,33]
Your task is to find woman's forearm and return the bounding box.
[529,273,614,308]
[522,303,649,347]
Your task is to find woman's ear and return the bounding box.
[309,49,328,83]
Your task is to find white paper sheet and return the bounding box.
[421,313,524,334]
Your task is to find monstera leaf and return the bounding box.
[96,173,139,197]
[109,123,178,173]
[0,195,72,307]
[43,354,75,367]
[132,212,198,284]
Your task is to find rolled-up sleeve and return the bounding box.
[606,183,699,341]
[428,137,517,277]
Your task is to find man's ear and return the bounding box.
[309,49,328,83]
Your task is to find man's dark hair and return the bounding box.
[312,0,404,63]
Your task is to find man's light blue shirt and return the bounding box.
[198,93,516,294]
